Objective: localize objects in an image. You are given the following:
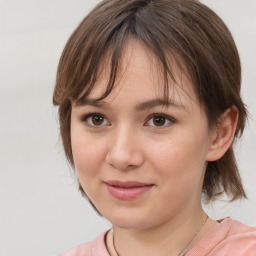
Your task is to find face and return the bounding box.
[70,39,214,230]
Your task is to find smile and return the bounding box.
[104,180,154,200]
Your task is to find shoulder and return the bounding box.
[187,217,256,256]
[57,231,110,256]
[213,218,256,255]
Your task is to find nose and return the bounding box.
[105,126,144,171]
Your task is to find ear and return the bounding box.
[206,106,239,162]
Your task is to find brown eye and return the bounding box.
[83,113,109,127]
[145,114,173,127]
[152,116,166,126]
[92,115,104,125]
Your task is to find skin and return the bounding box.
[70,39,238,256]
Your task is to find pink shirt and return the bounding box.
[58,218,256,256]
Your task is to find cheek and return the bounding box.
[72,141,104,172]
[71,136,107,201]
[148,131,208,183]
[70,126,106,179]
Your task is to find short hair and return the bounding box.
[53,0,247,203]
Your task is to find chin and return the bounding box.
[112,220,150,230]
[103,210,157,230]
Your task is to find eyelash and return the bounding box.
[145,113,176,127]
[80,113,176,128]
[81,113,110,127]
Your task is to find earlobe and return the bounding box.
[206,106,239,162]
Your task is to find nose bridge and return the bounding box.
[106,123,143,170]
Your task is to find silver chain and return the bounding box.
[112,215,209,256]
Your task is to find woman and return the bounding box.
[53,0,256,255]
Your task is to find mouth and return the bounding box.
[104,180,154,200]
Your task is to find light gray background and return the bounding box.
[0,1,255,255]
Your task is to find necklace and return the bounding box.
[112,214,208,256]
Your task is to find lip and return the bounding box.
[104,180,154,200]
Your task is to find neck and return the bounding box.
[108,208,215,256]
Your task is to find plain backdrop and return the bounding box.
[0,1,255,255]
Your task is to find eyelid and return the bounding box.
[80,112,110,127]
[144,113,176,127]
[79,112,175,128]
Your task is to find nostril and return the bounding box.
[105,146,144,170]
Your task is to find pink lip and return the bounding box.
[104,180,154,200]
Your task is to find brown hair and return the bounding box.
[53,0,247,202]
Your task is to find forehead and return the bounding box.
[81,38,197,108]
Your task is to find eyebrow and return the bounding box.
[135,98,186,111]
[75,97,186,111]
[75,97,110,108]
